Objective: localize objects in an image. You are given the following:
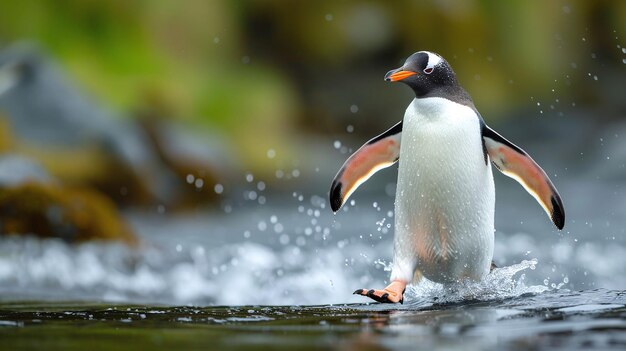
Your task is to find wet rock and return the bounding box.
[0,154,137,244]
[0,181,137,245]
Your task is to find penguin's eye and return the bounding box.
[424,67,434,74]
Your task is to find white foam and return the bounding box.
[0,227,618,306]
[404,259,549,306]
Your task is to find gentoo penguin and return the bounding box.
[329,51,565,304]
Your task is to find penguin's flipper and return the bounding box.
[482,125,565,229]
[329,121,402,212]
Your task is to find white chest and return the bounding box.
[393,98,495,283]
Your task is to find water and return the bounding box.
[0,178,623,306]
[0,176,626,305]
[0,232,548,306]
[0,122,625,349]
[0,289,624,350]
[1,177,623,350]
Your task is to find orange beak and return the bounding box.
[384,69,417,82]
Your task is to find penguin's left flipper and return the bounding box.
[482,125,565,230]
[329,121,402,212]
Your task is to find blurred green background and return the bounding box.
[0,0,624,225]
[1,0,624,170]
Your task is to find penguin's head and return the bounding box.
[384,51,457,97]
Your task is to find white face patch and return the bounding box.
[422,51,442,74]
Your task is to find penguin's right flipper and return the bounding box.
[482,125,565,230]
[329,121,402,212]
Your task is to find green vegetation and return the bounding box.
[0,0,624,173]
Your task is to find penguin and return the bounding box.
[329,51,565,304]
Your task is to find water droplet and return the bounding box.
[248,191,258,200]
[186,174,195,184]
[296,236,306,246]
[274,223,284,233]
[194,178,204,189]
[267,149,276,159]
[214,183,224,194]
[258,221,267,231]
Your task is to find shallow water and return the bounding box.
[0,289,624,350]
[1,125,625,349]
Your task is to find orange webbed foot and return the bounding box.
[353,280,407,304]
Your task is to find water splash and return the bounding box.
[0,236,376,305]
[404,259,549,306]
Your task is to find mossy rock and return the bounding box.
[0,182,137,245]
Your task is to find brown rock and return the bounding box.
[0,182,137,245]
